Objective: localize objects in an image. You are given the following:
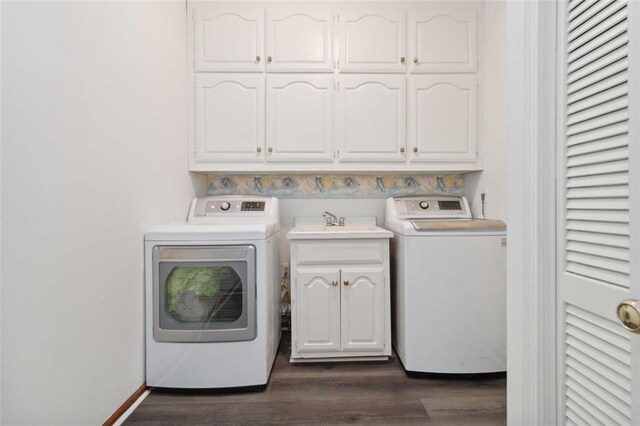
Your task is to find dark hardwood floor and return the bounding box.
[125,333,506,425]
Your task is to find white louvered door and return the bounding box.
[557,0,640,424]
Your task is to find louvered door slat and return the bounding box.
[569,0,617,33]
[569,0,598,21]
[569,0,627,44]
[566,359,632,405]
[567,71,628,105]
[568,83,627,115]
[566,230,629,249]
[566,146,628,167]
[569,6,627,52]
[568,19,627,64]
[567,59,628,95]
[566,210,629,223]
[569,28,627,72]
[566,133,627,154]
[566,400,601,426]
[567,96,627,125]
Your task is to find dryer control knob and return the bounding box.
[220,202,231,211]
[419,201,430,210]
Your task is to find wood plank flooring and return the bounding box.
[125,333,506,425]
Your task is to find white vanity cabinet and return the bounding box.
[266,8,334,72]
[288,236,392,362]
[192,6,265,72]
[337,9,407,73]
[409,10,478,73]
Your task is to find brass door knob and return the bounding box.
[413,57,419,64]
[400,147,405,153]
[256,56,261,62]
[617,299,640,333]
[400,56,406,63]
[332,280,338,287]
[256,147,262,153]
[267,56,273,63]
[413,147,418,153]
[343,280,350,286]
[267,147,273,153]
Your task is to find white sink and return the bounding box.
[287,224,393,240]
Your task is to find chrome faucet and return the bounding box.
[323,211,345,226]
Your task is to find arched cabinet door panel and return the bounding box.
[337,10,407,73]
[335,75,406,162]
[409,10,478,73]
[409,75,478,162]
[266,9,334,72]
[194,74,264,162]
[340,268,385,351]
[266,75,334,162]
[193,6,264,72]
[295,270,341,353]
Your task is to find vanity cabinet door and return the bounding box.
[409,10,478,73]
[340,268,385,351]
[194,74,264,162]
[193,6,264,72]
[296,269,341,353]
[266,8,334,72]
[409,75,478,163]
[335,75,406,162]
[337,10,407,73]
[266,75,334,162]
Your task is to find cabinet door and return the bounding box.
[266,75,334,162]
[193,7,264,72]
[340,268,385,351]
[409,10,478,73]
[195,74,264,162]
[336,75,406,162]
[338,10,406,73]
[266,8,333,72]
[296,269,341,353]
[409,75,478,163]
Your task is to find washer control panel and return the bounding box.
[392,195,471,219]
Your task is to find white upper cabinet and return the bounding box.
[193,6,264,72]
[266,75,334,162]
[409,75,478,162]
[409,10,478,73]
[194,74,264,162]
[266,8,334,72]
[336,75,406,162]
[337,10,407,73]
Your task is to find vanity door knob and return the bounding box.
[256,147,262,153]
[267,56,273,63]
[343,280,350,286]
[413,147,418,153]
[413,57,419,64]
[256,56,261,63]
[400,147,405,153]
[267,147,273,153]
[400,56,406,63]
[332,280,338,287]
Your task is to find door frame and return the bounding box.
[506,1,558,424]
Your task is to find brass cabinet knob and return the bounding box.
[267,147,273,153]
[343,280,350,286]
[413,147,418,153]
[413,57,419,64]
[267,56,273,63]
[332,280,338,287]
[400,56,406,63]
[400,147,405,153]
[256,147,262,153]
[256,56,261,63]
[617,299,640,333]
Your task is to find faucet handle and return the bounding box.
[338,217,345,226]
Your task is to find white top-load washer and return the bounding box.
[145,196,281,389]
[385,195,506,374]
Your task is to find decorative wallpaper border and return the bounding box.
[204,174,464,199]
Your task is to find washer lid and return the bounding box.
[410,219,506,232]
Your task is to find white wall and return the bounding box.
[465,0,507,220]
[1,2,196,424]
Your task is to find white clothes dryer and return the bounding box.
[145,196,281,389]
[385,195,506,374]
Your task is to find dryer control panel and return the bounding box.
[391,195,472,219]
[187,196,278,223]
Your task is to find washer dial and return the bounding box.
[220,201,231,211]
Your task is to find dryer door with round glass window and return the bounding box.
[153,245,256,342]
